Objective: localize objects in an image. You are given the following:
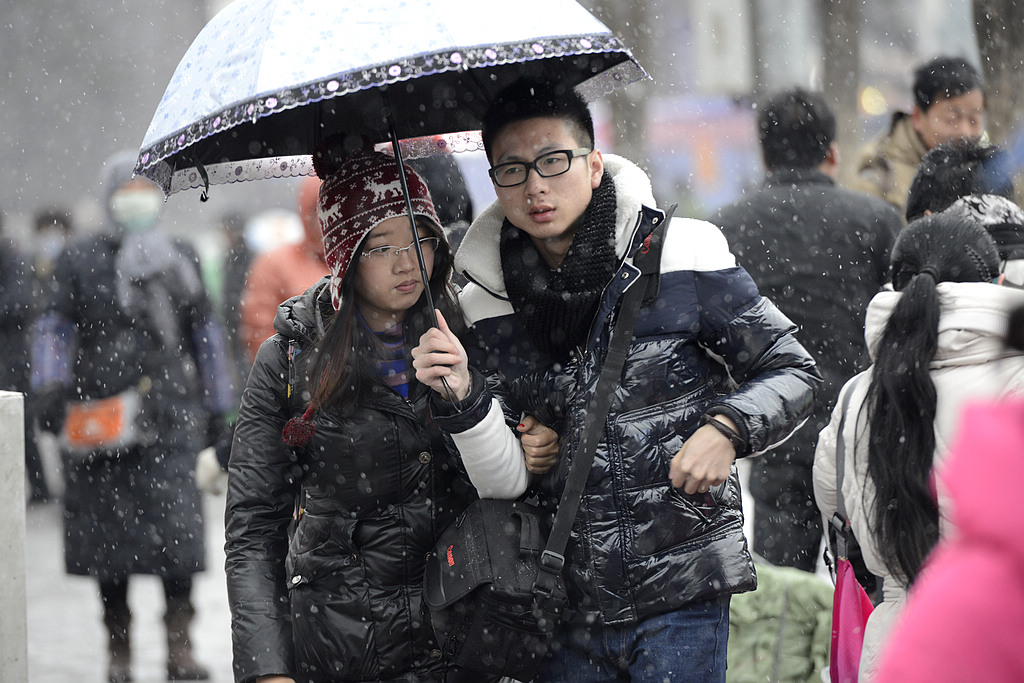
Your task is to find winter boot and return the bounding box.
[102,606,132,683]
[164,600,210,681]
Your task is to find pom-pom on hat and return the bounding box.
[312,137,443,310]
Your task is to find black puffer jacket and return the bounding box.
[454,155,821,625]
[225,279,475,683]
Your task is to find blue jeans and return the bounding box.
[532,596,731,683]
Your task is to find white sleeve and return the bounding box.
[450,397,529,499]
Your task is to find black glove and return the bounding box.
[213,421,236,470]
[205,413,228,449]
[35,384,68,435]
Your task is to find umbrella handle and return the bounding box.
[384,89,439,330]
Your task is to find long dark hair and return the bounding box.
[863,213,999,585]
[306,218,462,411]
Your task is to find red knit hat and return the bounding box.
[314,149,443,310]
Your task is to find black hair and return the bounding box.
[306,218,462,411]
[481,79,595,163]
[33,207,73,234]
[912,56,984,111]
[863,213,999,586]
[757,88,836,170]
[905,139,1014,221]
[1008,304,1024,351]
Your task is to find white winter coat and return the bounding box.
[813,282,1024,681]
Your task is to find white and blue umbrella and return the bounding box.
[135,0,648,197]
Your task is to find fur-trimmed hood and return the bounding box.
[454,154,657,295]
[865,282,1024,368]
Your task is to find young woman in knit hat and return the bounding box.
[224,139,553,683]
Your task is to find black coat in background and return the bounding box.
[45,232,219,580]
[0,239,32,392]
[712,168,901,569]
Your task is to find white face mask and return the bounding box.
[36,228,66,262]
[109,186,164,232]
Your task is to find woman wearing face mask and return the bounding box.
[223,141,545,683]
[31,150,235,682]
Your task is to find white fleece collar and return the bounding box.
[454,154,657,296]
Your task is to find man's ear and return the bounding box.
[589,149,604,189]
[819,142,840,178]
[910,105,926,137]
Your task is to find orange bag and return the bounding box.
[62,388,141,454]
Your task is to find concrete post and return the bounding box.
[0,391,27,682]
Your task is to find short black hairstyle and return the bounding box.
[481,79,595,163]
[905,138,1014,221]
[912,56,984,111]
[33,207,73,234]
[756,88,836,170]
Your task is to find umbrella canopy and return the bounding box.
[136,0,648,197]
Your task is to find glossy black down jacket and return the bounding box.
[225,280,474,683]
[455,157,821,626]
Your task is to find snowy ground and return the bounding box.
[25,494,235,683]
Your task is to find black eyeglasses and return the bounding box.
[488,148,592,188]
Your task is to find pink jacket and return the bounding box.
[873,400,1024,682]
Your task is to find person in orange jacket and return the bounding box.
[239,176,329,364]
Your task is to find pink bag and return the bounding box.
[830,556,874,683]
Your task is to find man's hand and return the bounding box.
[411,310,471,401]
[518,415,559,474]
[669,415,739,494]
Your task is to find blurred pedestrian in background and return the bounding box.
[713,88,900,572]
[850,56,986,216]
[30,150,235,682]
[21,206,76,503]
[217,210,253,397]
[239,176,328,364]
[0,214,40,501]
[813,213,1024,681]
[903,137,1024,286]
[904,138,1014,222]
[32,206,73,286]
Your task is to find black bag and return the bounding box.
[424,216,669,680]
[424,499,567,680]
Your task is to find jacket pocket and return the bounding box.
[611,382,715,486]
[285,514,360,588]
[627,483,725,557]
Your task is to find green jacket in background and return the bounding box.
[728,561,833,683]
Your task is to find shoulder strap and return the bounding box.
[534,211,670,595]
[833,373,864,559]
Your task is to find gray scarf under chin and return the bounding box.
[115,230,203,348]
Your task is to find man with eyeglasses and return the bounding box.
[426,79,820,682]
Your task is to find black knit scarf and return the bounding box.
[500,172,618,362]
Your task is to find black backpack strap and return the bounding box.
[534,211,671,600]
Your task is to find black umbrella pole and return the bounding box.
[385,98,439,329]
